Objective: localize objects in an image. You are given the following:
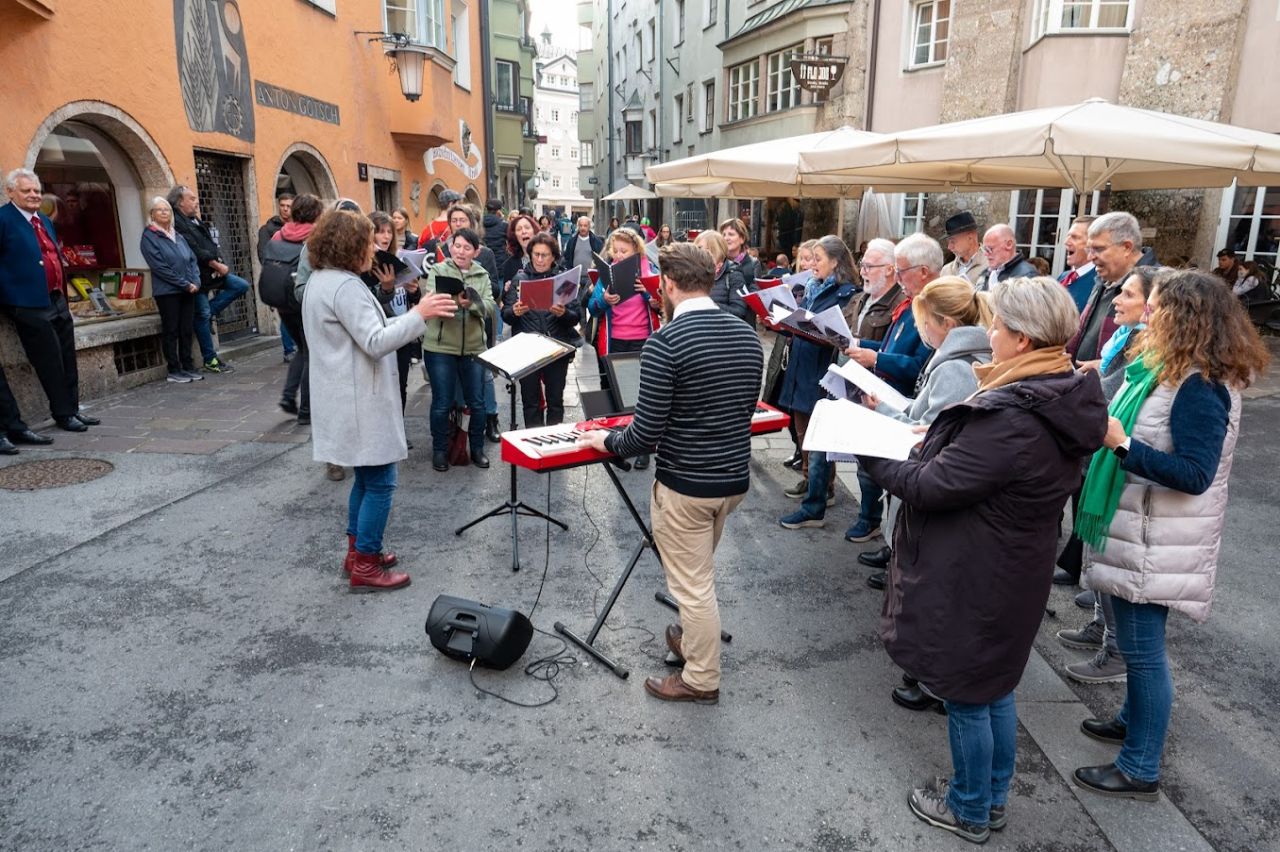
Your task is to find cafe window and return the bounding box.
[35,121,152,319]
[766,45,803,113]
[1031,0,1131,41]
[728,60,760,123]
[1218,182,1280,267]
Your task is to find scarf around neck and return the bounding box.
[973,347,1074,393]
[1075,354,1162,550]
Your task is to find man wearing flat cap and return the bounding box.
[939,211,988,286]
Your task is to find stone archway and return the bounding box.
[25,101,174,202]
[274,143,338,202]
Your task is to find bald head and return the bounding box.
[982,224,1017,269]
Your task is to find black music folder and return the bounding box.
[603,253,641,302]
[433,274,466,296]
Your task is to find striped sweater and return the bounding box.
[605,305,764,497]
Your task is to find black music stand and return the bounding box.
[455,333,576,572]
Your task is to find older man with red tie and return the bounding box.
[0,168,99,435]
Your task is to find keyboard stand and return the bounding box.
[554,462,655,679]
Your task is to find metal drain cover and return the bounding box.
[0,458,115,491]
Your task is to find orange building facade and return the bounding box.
[0,0,489,412]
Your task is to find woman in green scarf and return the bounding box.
[1073,271,1270,802]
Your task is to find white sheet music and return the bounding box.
[802,397,923,461]
[396,248,432,287]
[825,360,913,413]
[478,332,575,379]
[759,285,797,314]
[810,305,853,350]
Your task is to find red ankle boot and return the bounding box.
[344,534,398,575]
[349,551,411,593]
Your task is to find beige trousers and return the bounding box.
[650,481,745,691]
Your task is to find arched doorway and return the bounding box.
[275,144,337,202]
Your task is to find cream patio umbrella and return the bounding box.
[798,99,1280,211]
[600,183,659,201]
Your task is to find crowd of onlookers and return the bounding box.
[3,164,1275,843]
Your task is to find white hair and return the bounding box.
[895,232,944,273]
[864,237,896,263]
[1088,211,1143,249]
[984,223,1015,243]
[148,196,171,214]
[5,168,40,192]
[990,276,1080,348]
[577,216,591,226]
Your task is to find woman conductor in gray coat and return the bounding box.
[302,210,455,592]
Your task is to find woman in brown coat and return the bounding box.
[859,276,1108,843]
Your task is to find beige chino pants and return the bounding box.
[650,481,745,692]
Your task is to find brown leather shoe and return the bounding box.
[664,624,684,662]
[643,673,719,704]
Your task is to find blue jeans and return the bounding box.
[856,467,884,527]
[279,316,296,355]
[801,450,834,518]
[347,463,398,554]
[424,352,486,452]
[194,274,250,362]
[943,691,1017,827]
[1111,598,1173,782]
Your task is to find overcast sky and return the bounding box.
[529,0,587,52]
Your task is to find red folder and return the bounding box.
[754,277,785,290]
[639,274,661,297]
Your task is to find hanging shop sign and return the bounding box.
[789,54,849,96]
[425,119,484,181]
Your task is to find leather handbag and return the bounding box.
[447,407,470,466]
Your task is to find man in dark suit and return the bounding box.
[1058,216,1098,313]
[0,168,97,435]
[977,224,1038,291]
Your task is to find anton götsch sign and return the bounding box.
[789,55,848,95]
[254,81,341,125]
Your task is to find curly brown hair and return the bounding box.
[1138,269,1270,389]
[307,210,373,274]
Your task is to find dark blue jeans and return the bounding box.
[347,462,398,554]
[943,691,1017,826]
[801,450,834,518]
[424,352,485,453]
[1111,598,1173,782]
[194,274,250,362]
[856,467,884,527]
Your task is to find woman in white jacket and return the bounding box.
[1072,271,1270,800]
[302,210,455,592]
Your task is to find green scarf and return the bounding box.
[1075,355,1162,551]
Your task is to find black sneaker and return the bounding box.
[166,372,194,384]
[908,778,990,844]
[279,399,299,415]
[989,804,1006,831]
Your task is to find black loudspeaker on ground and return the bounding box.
[426,594,534,670]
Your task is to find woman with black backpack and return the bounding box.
[259,193,323,424]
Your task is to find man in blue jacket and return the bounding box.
[843,232,936,553]
[0,168,97,435]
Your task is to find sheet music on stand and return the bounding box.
[477,332,576,381]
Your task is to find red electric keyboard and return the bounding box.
[500,402,791,472]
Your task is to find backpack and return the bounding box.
[258,237,306,311]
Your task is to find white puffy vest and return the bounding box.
[1085,379,1241,623]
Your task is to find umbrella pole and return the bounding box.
[1076,190,1088,217]
[837,202,846,240]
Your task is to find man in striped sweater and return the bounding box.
[580,242,764,704]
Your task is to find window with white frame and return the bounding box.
[648,109,657,149]
[673,94,684,142]
[384,0,446,48]
[451,1,471,89]
[766,45,802,112]
[910,0,950,67]
[626,120,643,154]
[581,142,595,166]
[1031,0,1131,41]
[1009,189,1101,275]
[551,109,560,122]
[552,176,561,189]
[701,80,715,132]
[900,193,928,236]
[571,147,578,159]
[674,0,686,44]
[728,60,760,122]
[579,82,594,110]
[1219,183,1280,267]
[571,110,578,122]
[550,146,560,158]
[648,19,656,62]
[686,83,695,122]
[495,60,517,110]
[634,33,643,75]
[703,0,718,29]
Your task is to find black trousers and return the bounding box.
[395,343,413,411]
[518,354,572,427]
[279,311,309,415]
[2,293,78,420]
[0,363,30,433]
[155,292,196,373]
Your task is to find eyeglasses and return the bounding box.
[896,264,927,275]
[859,263,891,272]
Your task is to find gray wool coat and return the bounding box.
[302,268,426,467]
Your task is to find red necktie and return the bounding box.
[1062,270,1079,287]
[31,216,64,294]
